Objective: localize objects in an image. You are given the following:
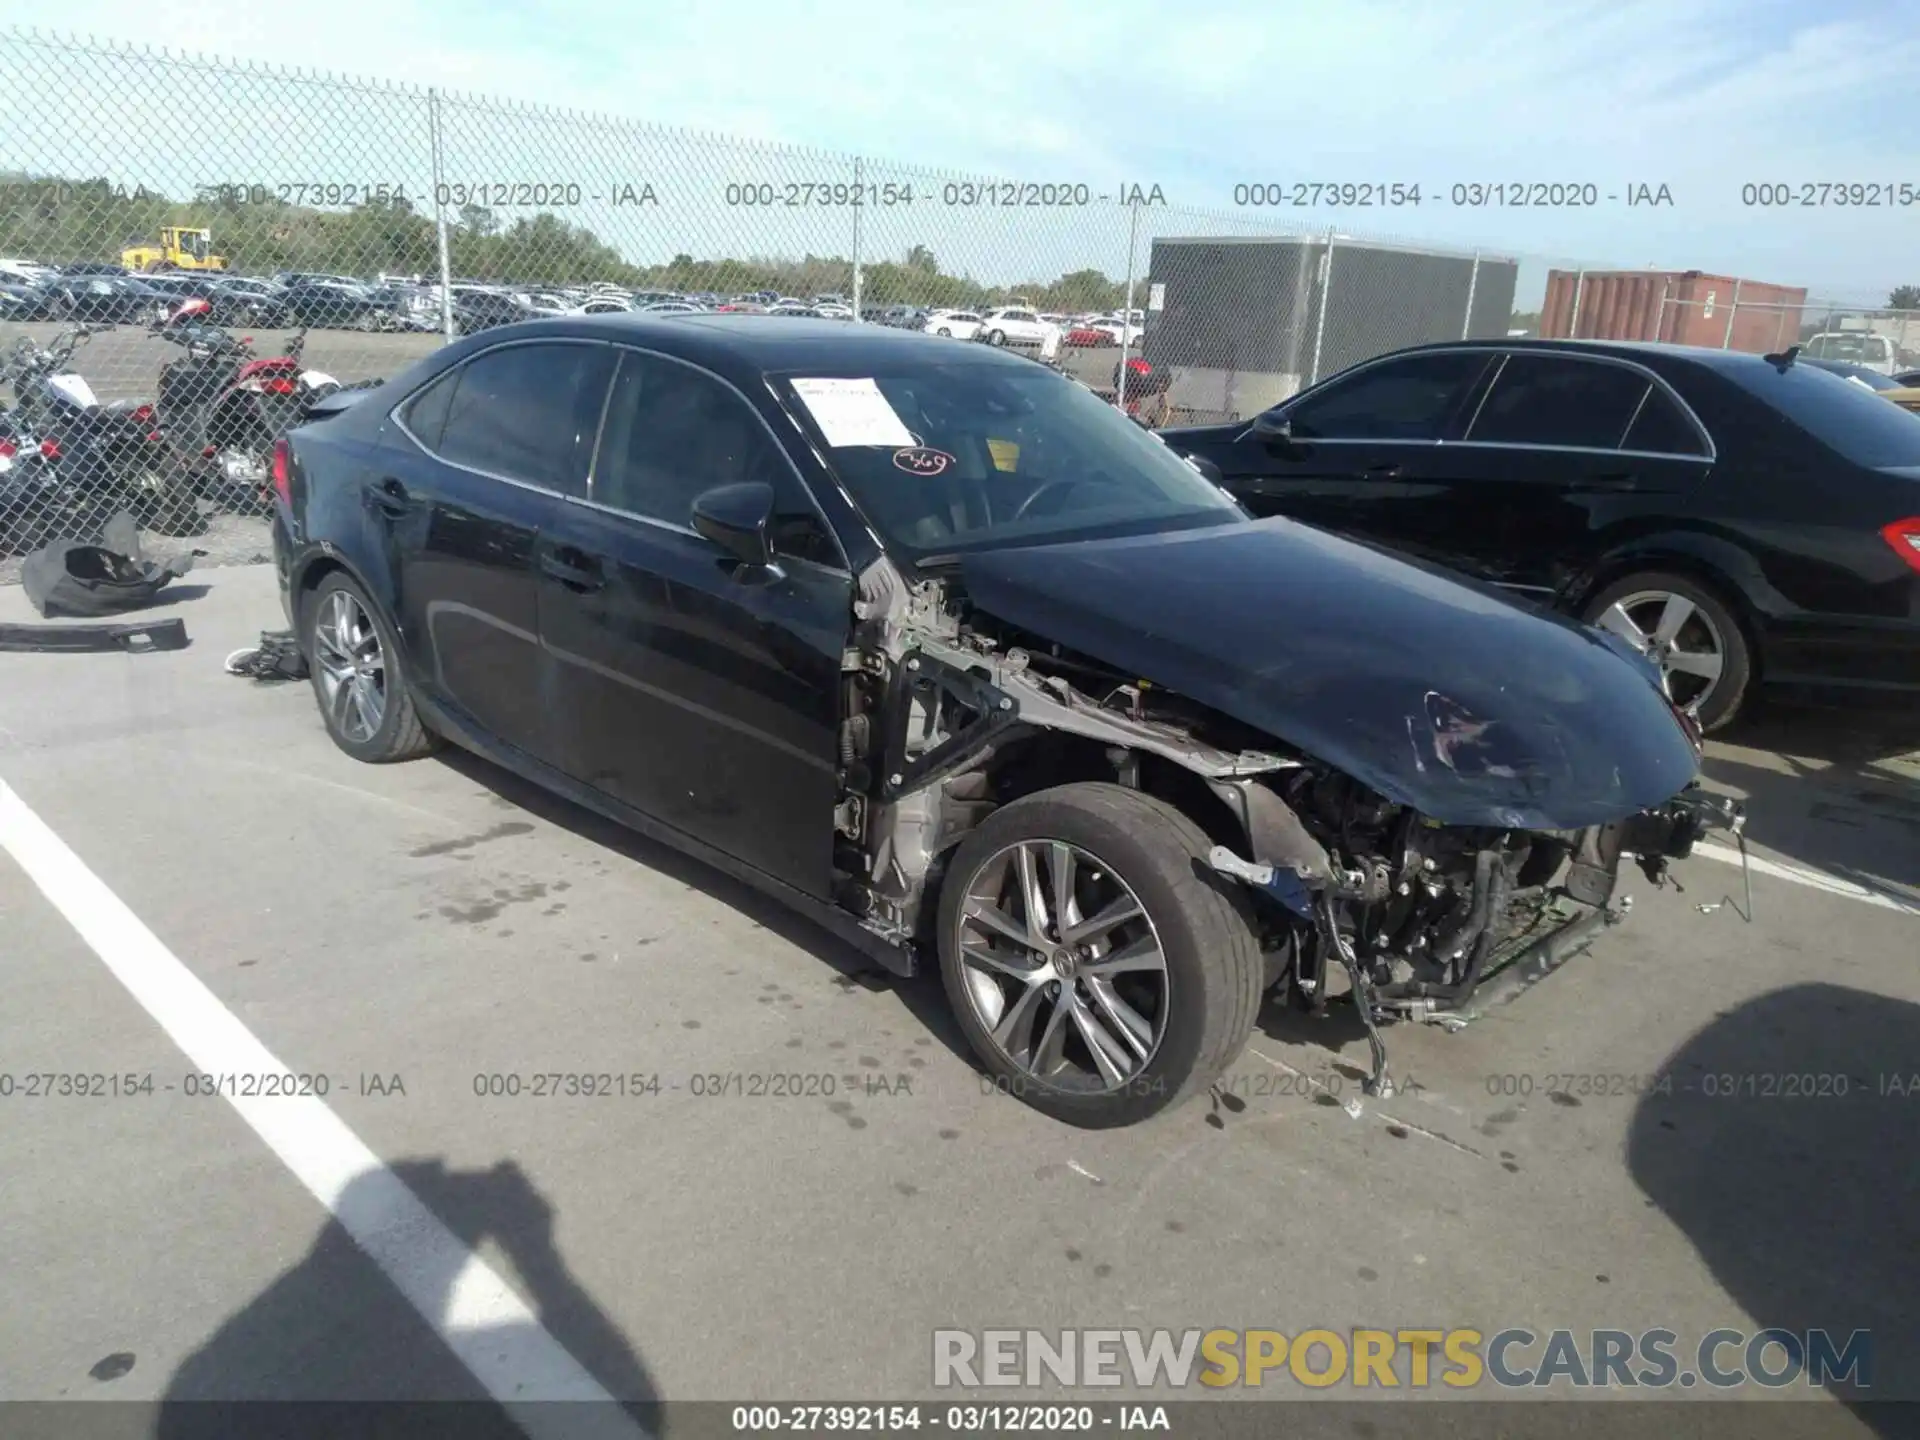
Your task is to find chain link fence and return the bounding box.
[3,29,1911,581]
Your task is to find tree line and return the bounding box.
[0,174,1135,310]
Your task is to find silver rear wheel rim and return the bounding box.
[953,839,1169,1093]
[1595,588,1726,713]
[312,590,387,743]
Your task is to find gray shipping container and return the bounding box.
[1143,235,1518,421]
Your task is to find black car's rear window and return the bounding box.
[1720,361,1920,468]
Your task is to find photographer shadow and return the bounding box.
[1627,984,1920,1435]
[155,1157,658,1440]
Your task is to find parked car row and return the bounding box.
[2,257,1164,350]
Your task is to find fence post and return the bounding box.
[1721,278,1742,348]
[1115,196,1141,412]
[427,88,454,343]
[1461,252,1481,340]
[850,155,863,323]
[1567,269,1586,338]
[1308,227,1335,384]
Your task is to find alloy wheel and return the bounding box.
[953,839,1169,1093]
[312,589,388,744]
[1595,589,1725,713]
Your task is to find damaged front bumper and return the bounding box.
[1207,783,1746,1100]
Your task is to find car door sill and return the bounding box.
[411,692,917,979]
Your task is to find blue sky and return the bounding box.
[2,0,1916,303]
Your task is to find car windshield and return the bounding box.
[1806,334,1887,364]
[773,358,1241,560]
[1722,359,1920,468]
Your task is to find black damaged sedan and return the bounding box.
[269,316,1738,1128]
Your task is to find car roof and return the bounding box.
[438,312,1039,381]
[1385,336,1800,376]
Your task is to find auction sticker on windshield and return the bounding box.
[790,377,916,447]
[893,447,955,476]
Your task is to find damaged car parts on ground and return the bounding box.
[269,315,1741,1128]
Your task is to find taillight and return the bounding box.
[1881,517,1920,575]
[261,376,297,396]
[0,438,16,459]
[131,404,155,424]
[271,437,290,506]
[39,438,61,460]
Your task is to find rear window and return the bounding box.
[1720,361,1920,468]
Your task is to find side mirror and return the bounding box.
[1250,411,1292,439]
[691,481,775,569]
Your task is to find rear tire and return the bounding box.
[935,783,1263,1128]
[1581,570,1752,732]
[986,329,1006,346]
[302,573,438,763]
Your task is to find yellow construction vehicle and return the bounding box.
[121,226,226,272]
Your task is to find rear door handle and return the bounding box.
[369,476,413,517]
[539,546,605,593]
[1571,473,1640,493]
[1362,462,1405,480]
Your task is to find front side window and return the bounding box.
[1280,351,1491,441]
[593,351,841,566]
[1467,354,1652,449]
[429,342,613,493]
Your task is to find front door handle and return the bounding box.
[1362,462,1405,480]
[539,546,605,593]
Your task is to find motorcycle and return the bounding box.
[0,401,65,554]
[152,299,341,514]
[1,325,201,538]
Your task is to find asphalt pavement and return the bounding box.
[0,565,1915,1431]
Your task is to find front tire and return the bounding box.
[936,783,1263,1128]
[302,573,438,763]
[1582,570,1752,731]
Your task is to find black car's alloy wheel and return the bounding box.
[303,574,438,763]
[937,783,1263,1128]
[1585,571,1751,731]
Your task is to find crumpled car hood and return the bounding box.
[958,517,1701,830]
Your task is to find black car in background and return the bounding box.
[281,278,392,329]
[135,273,293,328]
[268,314,1731,1127]
[42,274,173,324]
[0,283,59,320]
[1164,339,1920,729]
[450,288,527,335]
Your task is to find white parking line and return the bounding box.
[0,777,649,1440]
[1695,840,1920,917]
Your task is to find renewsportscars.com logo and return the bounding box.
[932,1328,1872,1391]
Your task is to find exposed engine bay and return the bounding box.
[830,559,1745,1097]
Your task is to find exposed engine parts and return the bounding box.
[830,556,1742,1099]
